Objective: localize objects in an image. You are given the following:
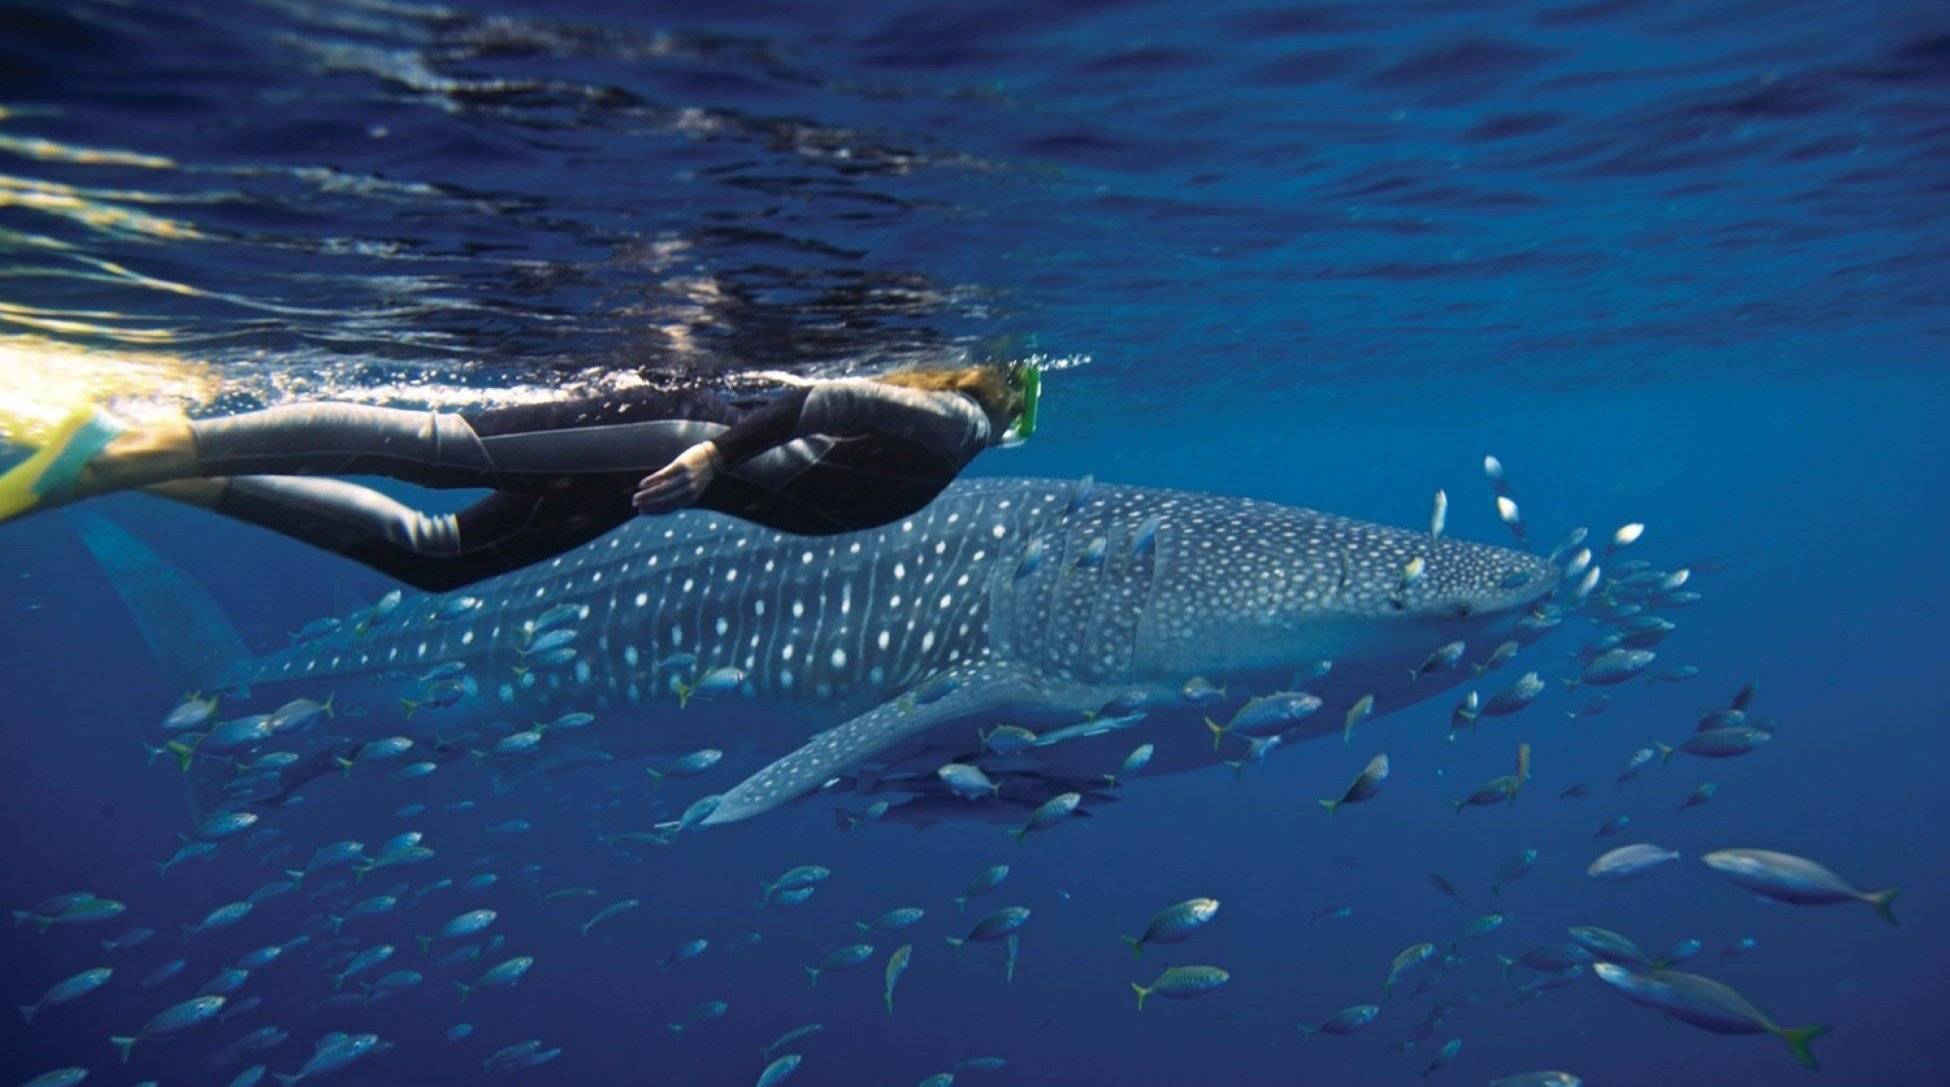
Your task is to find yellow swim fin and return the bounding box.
[0,403,124,523]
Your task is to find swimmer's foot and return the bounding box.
[0,403,126,524]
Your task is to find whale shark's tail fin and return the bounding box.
[73,511,251,694]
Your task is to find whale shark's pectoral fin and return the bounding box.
[703,661,1049,826]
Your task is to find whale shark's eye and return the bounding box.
[1454,604,1473,619]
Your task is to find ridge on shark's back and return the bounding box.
[78,477,1556,827]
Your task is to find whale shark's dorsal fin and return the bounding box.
[704,661,1060,825]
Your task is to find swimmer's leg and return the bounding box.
[0,403,129,522]
[151,475,628,592]
[5,401,498,525]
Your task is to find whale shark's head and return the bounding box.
[1132,500,1556,680]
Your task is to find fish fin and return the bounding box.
[702,662,1049,826]
[1655,741,1674,766]
[0,402,118,520]
[1121,936,1143,959]
[1102,774,1119,789]
[1777,1024,1829,1070]
[1204,718,1225,751]
[951,896,965,915]
[454,982,472,1002]
[1131,982,1148,1011]
[273,1076,301,1087]
[1864,887,1899,927]
[73,511,250,694]
[1296,1024,1315,1039]
[109,1035,137,1063]
[1495,954,1515,978]
[400,699,419,721]
[804,967,819,986]
[945,937,964,958]
[1318,799,1338,816]
[417,936,431,953]
[321,694,334,717]
[18,1004,37,1025]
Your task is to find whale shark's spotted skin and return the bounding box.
[212,477,1553,824]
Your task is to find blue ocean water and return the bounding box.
[2,1,1946,1085]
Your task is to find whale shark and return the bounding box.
[79,477,1556,828]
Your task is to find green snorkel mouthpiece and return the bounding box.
[1003,363,1040,446]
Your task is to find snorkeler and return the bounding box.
[0,363,1040,590]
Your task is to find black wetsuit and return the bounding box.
[183,381,995,590]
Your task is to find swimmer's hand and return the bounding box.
[633,441,721,514]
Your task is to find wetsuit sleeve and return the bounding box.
[711,380,991,466]
[708,386,813,466]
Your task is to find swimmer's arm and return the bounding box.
[631,387,811,513]
[793,380,990,458]
[632,381,987,514]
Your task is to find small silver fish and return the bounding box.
[1700,849,1897,925]
[674,666,745,708]
[1008,793,1079,841]
[1131,965,1229,1009]
[882,945,912,1014]
[1473,641,1519,675]
[1120,898,1220,958]
[951,865,1009,913]
[1587,843,1680,880]
[1412,641,1466,682]
[1592,963,1826,1068]
[1496,495,1526,541]
[1104,743,1154,788]
[1340,694,1375,744]
[804,943,874,984]
[1320,754,1389,816]
[937,763,1000,800]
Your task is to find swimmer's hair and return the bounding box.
[876,363,1024,434]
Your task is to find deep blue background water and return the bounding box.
[2,1,1946,1085]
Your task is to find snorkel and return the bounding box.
[1001,363,1040,447]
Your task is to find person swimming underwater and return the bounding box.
[0,362,1041,590]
